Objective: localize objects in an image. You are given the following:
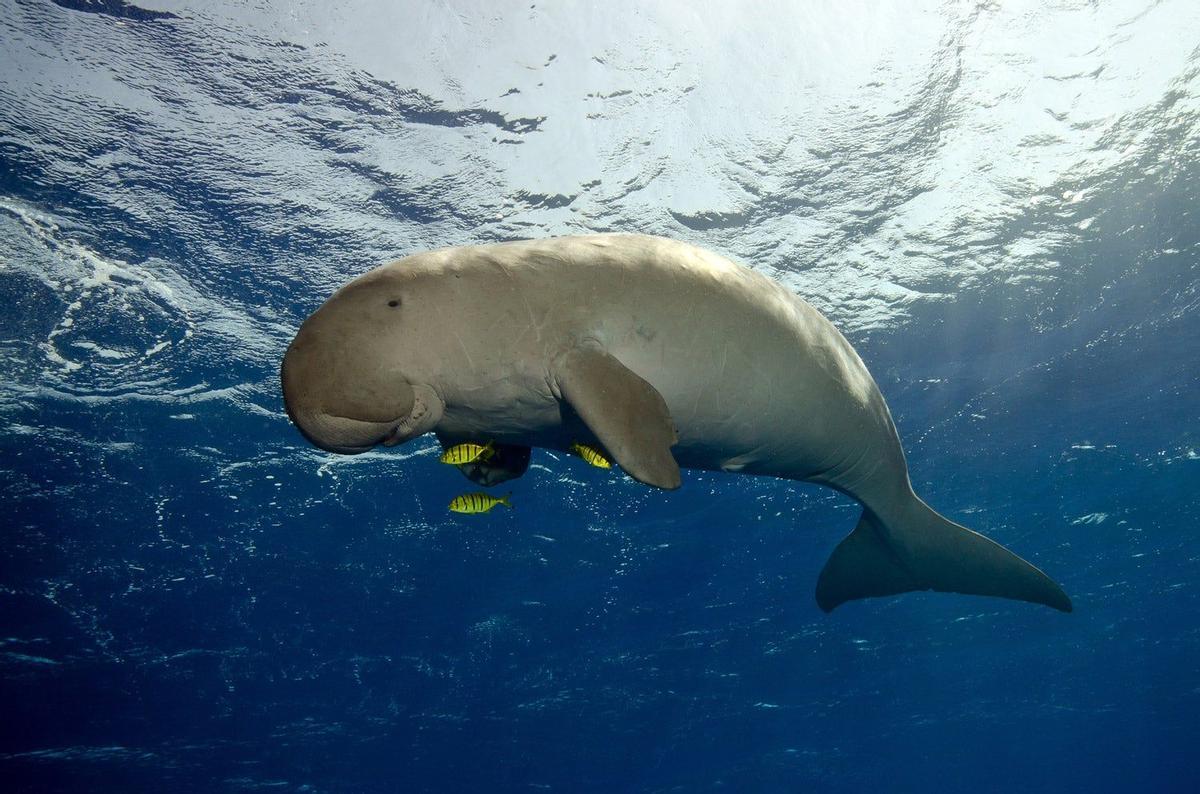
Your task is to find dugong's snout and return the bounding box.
[280,329,427,455]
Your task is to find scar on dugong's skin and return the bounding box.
[281,234,1071,613]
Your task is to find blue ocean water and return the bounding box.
[1,1,1198,792]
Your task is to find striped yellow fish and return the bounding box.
[448,492,512,514]
[569,442,612,469]
[439,441,495,465]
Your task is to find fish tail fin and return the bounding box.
[500,493,513,509]
[815,497,1071,613]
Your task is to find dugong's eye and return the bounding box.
[387,299,400,308]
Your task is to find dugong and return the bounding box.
[281,234,1071,613]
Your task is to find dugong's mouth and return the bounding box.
[378,384,444,448]
[313,403,428,454]
[282,358,444,454]
[291,412,396,455]
[380,421,407,447]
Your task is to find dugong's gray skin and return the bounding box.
[281,234,1071,613]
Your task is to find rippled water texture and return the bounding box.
[1,1,1198,792]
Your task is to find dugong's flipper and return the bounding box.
[455,443,531,488]
[816,499,1073,612]
[552,344,681,490]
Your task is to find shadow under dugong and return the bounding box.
[281,234,1071,614]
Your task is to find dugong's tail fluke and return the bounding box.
[816,499,1072,613]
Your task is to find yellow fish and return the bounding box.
[448,492,512,514]
[440,441,495,465]
[569,442,612,469]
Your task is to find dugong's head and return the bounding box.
[280,266,445,454]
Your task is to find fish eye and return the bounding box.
[387,299,400,308]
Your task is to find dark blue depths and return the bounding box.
[2,3,1199,793]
